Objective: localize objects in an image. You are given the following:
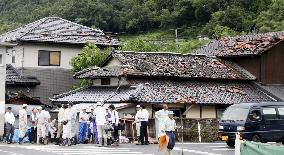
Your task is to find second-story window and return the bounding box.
[38,50,60,66]
[101,78,111,85]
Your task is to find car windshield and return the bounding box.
[221,107,250,121]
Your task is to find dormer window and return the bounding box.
[101,78,111,85]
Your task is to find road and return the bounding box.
[0,143,234,155]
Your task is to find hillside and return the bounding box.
[0,0,283,52]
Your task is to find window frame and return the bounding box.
[262,107,278,120]
[0,54,3,66]
[277,106,284,119]
[38,50,61,66]
[101,78,111,85]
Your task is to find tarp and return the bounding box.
[241,141,284,155]
[12,128,30,143]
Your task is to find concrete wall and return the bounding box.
[5,43,82,69]
[0,46,6,136]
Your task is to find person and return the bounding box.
[47,119,57,143]
[61,104,72,146]
[78,108,89,144]
[137,104,149,145]
[155,104,169,138]
[4,107,15,144]
[252,111,260,120]
[29,108,38,144]
[133,105,142,143]
[109,104,119,146]
[161,111,176,155]
[37,106,51,145]
[105,108,113,145]
[55,104,64,145]
[90,108,98,144]
[94,102,107,147]
[19,104,28,144]
[69,103,77,145]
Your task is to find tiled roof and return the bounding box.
[129,80,277,104]
[0,17,119,46]
[50,80,277,104]
[50,86,137,103]
[75,51,256,80]
[194,31,284,57]
[6,64,40,85]
[254,83,284,101]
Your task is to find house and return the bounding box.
[194,31,284,100]
[51,51,278,118]
[0,17,119,105]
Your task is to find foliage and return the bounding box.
[0,0,283,38]
[70,43,110,73]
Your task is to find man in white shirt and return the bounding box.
[69,103,77,145]
[161,111,176,155]
[133,105,142,142]
[109,104,120,146]
[155,104,169,138]
[61,104,72,146]
[4,107,15,144]
[37,106,51,145]
[19,104,28,144]
[94,102,107,147]
[56,104,64,145]
[137,104,149,145]
[78,108,89,144]
[29,108,38,144]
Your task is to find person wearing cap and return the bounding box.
[93,102,107,147]
[133,105,142,143]
[19,104,28,144]
[155,104,169,138]
[4,107,15,144]
[78,107,89,144]
[161,111,176,155]
[55,104,64,145]
[61,104,72,146]
[37,106,51,144]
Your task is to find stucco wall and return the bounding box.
[5,43,82,69]
[202,106,216,118]
[185,105,217,119]
[0,46,6,135]
[186,104,201,118]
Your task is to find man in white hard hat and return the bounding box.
[161,111,176,155]
[61,104,72,146]
[132,105,142,143]
[55,104,64,145]
[37,106,51,144]
[155,104,169,138]
[94,101,107,147]
[19,104,28,144]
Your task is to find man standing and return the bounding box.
[78,108,89,144]
[155,104,169,138]
[109,104,119,146]
[94,102,107,147]
[19,104,28,144]
[4,107,15,144]
[69,103,77,145]
[37,106,50,145]
[133,105,142,143]
[56,104,64,145]
[137,104,149,145]
[29,108,38,144]
[62,104,72,146]
[161,111,176,155]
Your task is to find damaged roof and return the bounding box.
[0,17,119,46]
[194,31,284,57]
[6,64,40,85]
[50,79,277,104]
[75,51,255,80]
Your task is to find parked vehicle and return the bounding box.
[218,102,284,147]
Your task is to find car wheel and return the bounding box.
[252,135,261,142]
[226,141,235,147]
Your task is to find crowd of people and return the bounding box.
[3,102,176,154]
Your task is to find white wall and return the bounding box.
[6,43,82,69]
[93,77,129,86]
[0,46,6,135]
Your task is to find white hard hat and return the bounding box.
[136,105,141,108]
[97,102,102,106]
[22,104,28,107]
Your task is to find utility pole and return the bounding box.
[0,45,6,136]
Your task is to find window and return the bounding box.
[38,50,60,66]
[0,54,2,66]
[101,78,111,85]
[249,110,261,121]
[12,56,15,63]
[278,107,284,119]
[263,108,277,119]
